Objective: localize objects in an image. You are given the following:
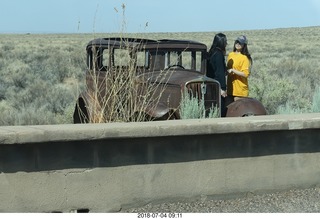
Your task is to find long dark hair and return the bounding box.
[233,42,253,65]
[208,33,227,57]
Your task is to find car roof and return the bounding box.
[86,37,207,50]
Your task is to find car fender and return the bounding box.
[144,102,172,120]
[226,97,267,117]
[73,92,91,123]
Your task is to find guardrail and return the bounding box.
[1,113,320,212]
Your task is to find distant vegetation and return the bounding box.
[0,26,320,125]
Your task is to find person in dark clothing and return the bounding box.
[207,33,228,117]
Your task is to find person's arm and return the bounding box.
[227,56,250,78]
[227,68,247,77]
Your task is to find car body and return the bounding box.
[73,37,266,123]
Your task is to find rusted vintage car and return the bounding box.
[73,37,266,123]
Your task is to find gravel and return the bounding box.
[122,187,320,213]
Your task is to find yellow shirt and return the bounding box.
[227,52,250,97]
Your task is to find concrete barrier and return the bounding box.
[1,113,320,212]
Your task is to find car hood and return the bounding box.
[136,69,215,86]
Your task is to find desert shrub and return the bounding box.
[54,104,75,124]
[249,53,317,114]
[45,84,78,114]
[2,44,15,52]
[0,98,57,125]
[0,85,76,125]
[180,89,219,119]
[0,34,85,125]
[311,86,320,113]
[0,106,57,126]
[250,69,296,114]
[277,86,320,114]
[276,101,306,114]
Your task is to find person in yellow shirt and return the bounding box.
[226,35,252,104]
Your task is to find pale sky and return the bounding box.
[0,0,319,33]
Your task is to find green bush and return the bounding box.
[276,101,305,114]
[0,35,84,125]
[311,86,320,113]
[276,86,320,114]
[180,89,219,119]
